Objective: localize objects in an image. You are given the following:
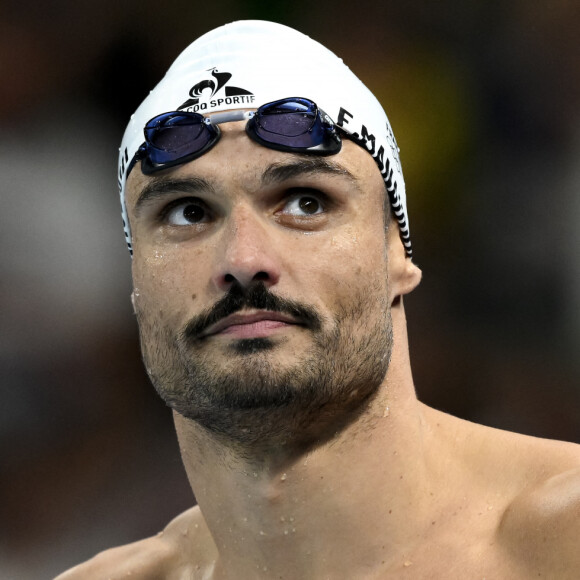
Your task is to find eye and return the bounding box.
[163,197,211,226]
[281,193,324,216]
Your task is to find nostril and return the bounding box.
[220,270,270,288]
[222,271,269,285]
[217,254,280,289]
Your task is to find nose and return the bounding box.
[211,207,281,292]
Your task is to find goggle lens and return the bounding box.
[144,113,217,166]
[254,99,317,143]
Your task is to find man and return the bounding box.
[57,20,579,579]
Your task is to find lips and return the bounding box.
[198,310,302,339]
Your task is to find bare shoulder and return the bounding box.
[428,406,580,576]
[497,438,580,579]
[54,506,217,580]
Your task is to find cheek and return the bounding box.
[310,225,387,284]
[131,248,205,327]
[297,227,389,320]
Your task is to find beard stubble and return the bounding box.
[137,279,393,452]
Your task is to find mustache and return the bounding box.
[181,281,322,341]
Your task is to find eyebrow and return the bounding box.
[261,157,360,190]
[132,156,360,215]
[134,176,215,215]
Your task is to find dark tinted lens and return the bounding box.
[255,99,322,147]
[145,113,216,164]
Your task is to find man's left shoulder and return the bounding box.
[498,441,580,578]
[53,506,214,579]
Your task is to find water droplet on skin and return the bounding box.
[487,505,494,510]
[280,516,285,522]
[383,406,390,417]
[284,530,289,535]
[259,530,265,535]
[404,560,412,567]
[133,288,140,297]
[289,517,294,522]
[281,473,287,481]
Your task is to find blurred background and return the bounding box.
[1,0,579,577]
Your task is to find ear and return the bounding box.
[386,224,422,305]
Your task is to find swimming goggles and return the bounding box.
[131,97,343,176]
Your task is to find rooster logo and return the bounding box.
[179,68,253,109]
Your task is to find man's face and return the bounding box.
[126,118,394,448]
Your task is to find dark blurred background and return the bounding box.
[1,1,579,577]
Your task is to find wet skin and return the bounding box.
[55,121,580,580]
[129,126,389,372]
[127,120,404,451]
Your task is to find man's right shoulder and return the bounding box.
[54,506,216,580]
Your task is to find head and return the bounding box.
[120,21,421,451]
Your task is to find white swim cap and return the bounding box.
[119,20,412,257]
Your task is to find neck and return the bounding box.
[174,304,448,579]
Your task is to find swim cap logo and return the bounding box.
[178,68,255,112]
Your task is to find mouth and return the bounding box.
[198,310,303,340]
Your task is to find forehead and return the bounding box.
[125,120,383,209]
